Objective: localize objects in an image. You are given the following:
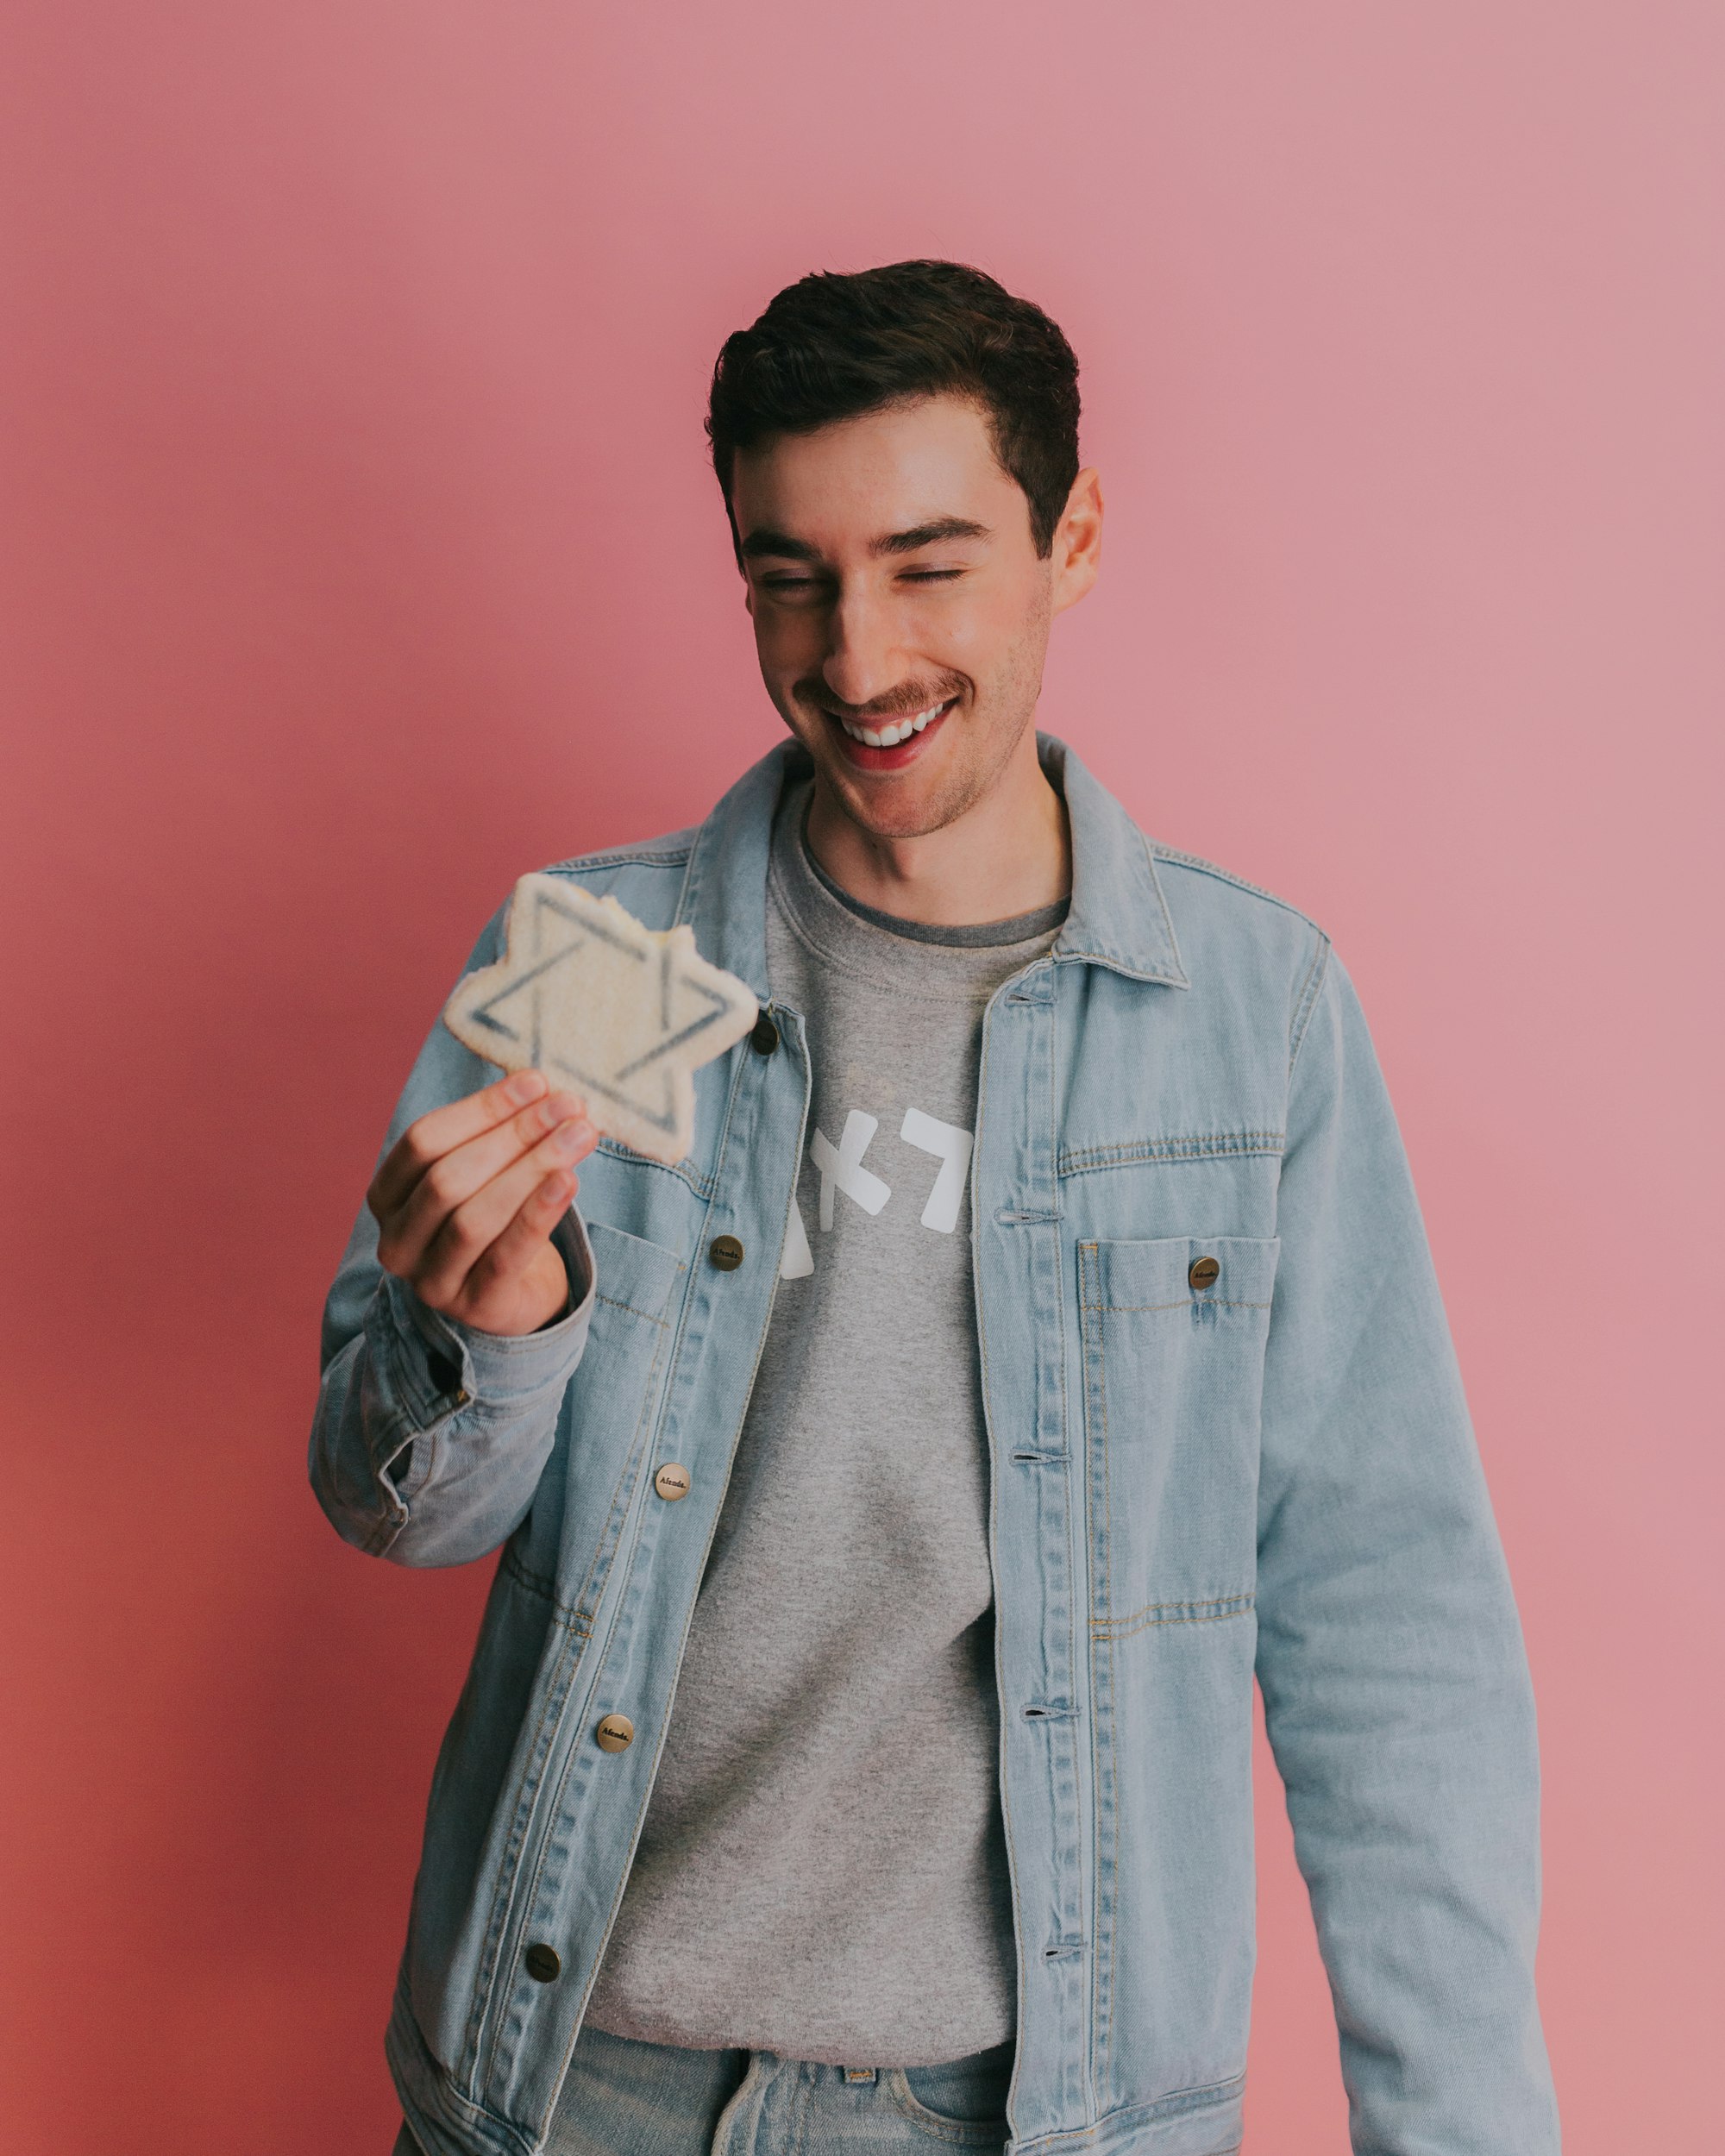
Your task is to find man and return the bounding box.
[311,260,1559,2156]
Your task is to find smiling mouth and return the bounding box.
[826,698,956,749]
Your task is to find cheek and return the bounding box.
[750,606,807,673]
[932,587,1036,679]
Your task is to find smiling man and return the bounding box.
[310,261,1558,2156]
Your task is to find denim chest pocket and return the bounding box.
[1078,1234,1280,1629]
[508,1219,687,1604]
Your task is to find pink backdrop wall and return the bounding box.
[4,4,1720,2149]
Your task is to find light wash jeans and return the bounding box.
[394,2024,1014,2154]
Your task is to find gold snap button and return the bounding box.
[654,1463,691,1501]
[709,1234,744,1271]
[524,1942,561,1983]
[595,1714,634,1752]
[1189,1255,1220,1290]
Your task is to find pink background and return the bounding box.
[3,4,1720,2149]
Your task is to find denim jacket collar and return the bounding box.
[673,730,1189,999]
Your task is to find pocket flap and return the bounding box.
[584,1218,686,1324]
[1082,1234,1280,1315]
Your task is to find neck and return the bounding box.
[804,724,1070,927]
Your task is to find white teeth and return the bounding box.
[837,700,949,748]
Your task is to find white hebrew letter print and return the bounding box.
[780,1190,814,1279]
[900,1106,975,1233]
[809,1110,892,1232]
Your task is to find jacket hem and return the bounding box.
[387,1986,535,2156]
[1009,2075,1244,2156]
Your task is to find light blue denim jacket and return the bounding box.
[311,736,1558,2156]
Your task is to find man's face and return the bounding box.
[730,394,1097,842]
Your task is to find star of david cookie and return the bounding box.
[443,875,759,1164]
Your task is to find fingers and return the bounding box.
[459,1169,585,1318]
[377,1089,593,1276]
[369,1069,552,1222]
[409,1118,600,1310]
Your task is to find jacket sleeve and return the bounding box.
[1255,943,1559,2155]
[307,908,599,1569]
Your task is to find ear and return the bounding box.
[1051,468,1103,616]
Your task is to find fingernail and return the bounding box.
[506,1070,545,1104]
[550,1121,586,1159]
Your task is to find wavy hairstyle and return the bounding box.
[706,260,1082,560]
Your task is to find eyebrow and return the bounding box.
[738,516,992,563]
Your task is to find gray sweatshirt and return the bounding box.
[583,781,1065,2065]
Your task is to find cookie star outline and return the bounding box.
[442,874,759,1165]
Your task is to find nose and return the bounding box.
[819,584,905,713]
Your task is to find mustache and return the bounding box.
[794,680,963,723]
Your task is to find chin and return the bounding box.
[835,767,975,842]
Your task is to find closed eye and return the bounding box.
[755,566,966,594]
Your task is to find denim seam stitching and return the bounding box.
[1287,932,1333,1079]
[594,1288,676,1327]
[499,1545,597,1634]
[792,2059,818,2156]
[1096,1255,1117,2084]
[1094,1298,1272,1314]
[486,1292,677,2056]
[1057,1131,1284,1176]
[1151,843,1323,931]
[561,1307,673,1626]
[531,1284,679,1641]
[361,1298,442,1553]
[1093,1590,1255,1622]
[1008,2067,1245,2151]
[1076,1240,1120,2093]
[1040,989,1088,2118]
[1090,1594,1256,1641]
[388,1994,531,2151]
[593,1137,716,1200]
[882,2071,1008,2145]
[466,1301,674,2089]
[542,845,696,877]
[971,986,1033,2140]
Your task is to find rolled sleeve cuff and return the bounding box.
[369,1206,599,1438]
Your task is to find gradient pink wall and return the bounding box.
[3,5,1719,2149]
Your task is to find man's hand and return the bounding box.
[368,1071,599,1337]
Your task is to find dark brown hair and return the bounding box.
[706,260,1082,559]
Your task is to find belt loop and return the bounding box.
[711,2053,775,2154]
